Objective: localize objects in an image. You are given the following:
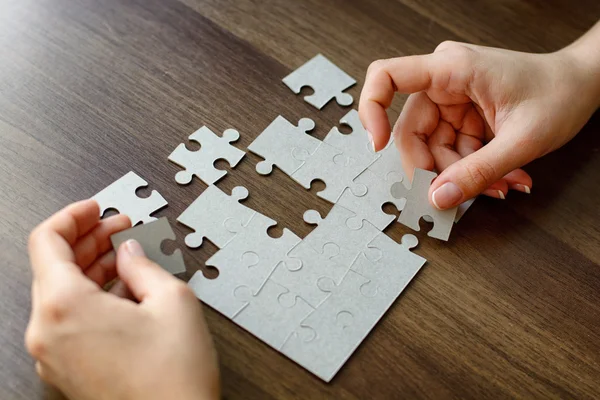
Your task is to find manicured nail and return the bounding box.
[482,189,506,199]
[124,239,145,257]
[510,184,531,194]
[431,182,463,209]
[367,130,376,152]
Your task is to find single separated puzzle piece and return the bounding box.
[177,185,254,249]
[188,212,301,318]
[111,217,185,274]
[247,116,318,176]
[92,171,167,226]
[391,168,458,241]
[168,126,245,185]
[283,54,356,110]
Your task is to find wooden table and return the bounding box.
[1,1,599,398]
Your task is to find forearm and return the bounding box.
[562,20,600,109]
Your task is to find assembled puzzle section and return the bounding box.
[168,126,245,186]
[247,116,319,176]
[188,210,301,318]
[92,171,168,226]
[391,168,458,241]
[111,217,186,274]
[283,54,356,110]
[281,231,426,382]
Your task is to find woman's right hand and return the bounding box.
[359,23,600,209]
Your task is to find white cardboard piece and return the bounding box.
[92,171,167,226]
[282,54,356,110]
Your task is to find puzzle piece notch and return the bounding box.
[232,279,315,350]
[302,204,380,268]
[248,116,318,176]
[177,185,254,249]
[168,126,245,186]
[291,141,370,203]
[111,217,185,274]
[391,168,458,241]
[282,54,356,110]
[92,171,168,226]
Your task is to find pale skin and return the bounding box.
[26,22,600,400]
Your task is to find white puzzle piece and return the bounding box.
[168,126,245,185]
[282,54,356,110]
[190,212,301,317]
[247,116,319,176]
[302,204,379,268]
[323,109,379,167]
[391,168,458,241]
[291,141,370,203]
[281,269,397,382]
[352,233,426,298]
[337,169,405,231]
[233,279,315,350]
[110,217,186,274]
[177,185,254,248]
[272,241,349,308]
[92,171,167,226]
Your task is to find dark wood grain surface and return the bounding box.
[1,1,599,399]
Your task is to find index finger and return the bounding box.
[28,199,100,281]
[359,55,434,151]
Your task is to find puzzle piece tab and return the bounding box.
[189,211,301,317]
[177,185,254,249]
[247,116,318,176]
[168,126,245,185]
[111,217,185,274]
[391,168,458,241]
[283,54,356,110]
[302,204,380,268]
[233,279,314,350]
[92,171,167,226]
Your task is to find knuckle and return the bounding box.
[366,59,386,77]
[461,160,497,190]
[434,40,459,53]
[41,293,71,324]
[25,326,46,360]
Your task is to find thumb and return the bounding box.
[116,239,175,302]
[429,134,533,209]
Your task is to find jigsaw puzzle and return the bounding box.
[92,171,167,226]
[247,115,319,176]
[177,185,254,249]
[324,109,379,166]
[282,54,356,110]
[188,211,301,318]
[110,217,186,274]
[391,168,458,241]
[168,126,245,185]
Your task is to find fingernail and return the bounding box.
[431,182,463,209]
[482,189,506,199]
[124,239,145,257]
[510,184,531,194]
[367,130,376,152]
